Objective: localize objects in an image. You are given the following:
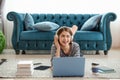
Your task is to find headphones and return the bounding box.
[56,27,73,41]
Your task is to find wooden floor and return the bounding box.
[0,49,120,80]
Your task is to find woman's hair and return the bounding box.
[56,26,73,37]
[56,26,73,44]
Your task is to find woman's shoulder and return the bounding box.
[72,42,79,46]
[72,42,79,44]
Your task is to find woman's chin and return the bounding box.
[61,43,69,47]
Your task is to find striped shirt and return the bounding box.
[51,42,81,58]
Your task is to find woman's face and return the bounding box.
[59,31,71,47]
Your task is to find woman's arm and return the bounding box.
[54,35,60,57]
[72,42,81,57]
[71,25,78,36]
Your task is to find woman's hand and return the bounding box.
[54,35,60,57]
[54,35,60,49]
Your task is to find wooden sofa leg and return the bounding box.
[22,50,26,54]
[96,50,99,55]
[104,50,108,55]
[15,50,20,55]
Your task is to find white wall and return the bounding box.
[3,0,120,48]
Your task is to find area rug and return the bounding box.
[0,57,120,79]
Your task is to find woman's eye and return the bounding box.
[61,35,70,38]
[67,35,70,38]
[61,35,65,37]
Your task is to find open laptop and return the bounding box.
[52,57,85,77]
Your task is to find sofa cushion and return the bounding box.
[24,13,34,30]
[74,31,103,40]
[33,21,60,31]
[80,15,102,31]
[20,30,56,40]
[20,30,103,41]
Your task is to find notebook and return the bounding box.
[52,57,85,77]
[98,66,115,73]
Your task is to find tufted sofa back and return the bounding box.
[31,14,96,30]
[7,12,98,31]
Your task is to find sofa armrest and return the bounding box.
[99,12,117,49]
[7,11,24,43]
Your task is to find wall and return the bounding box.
[111,22,120,49]
[2,0,120,48]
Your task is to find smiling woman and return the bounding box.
[51,25,81,58]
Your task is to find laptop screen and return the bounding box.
[52,57,85,77]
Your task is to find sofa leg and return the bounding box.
[104,50,108,55]
[22,50,26,54]
[96,50,99,55]
[15,50,20,55]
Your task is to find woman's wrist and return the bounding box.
[55,48,60,57]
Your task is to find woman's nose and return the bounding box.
[64,37,68,41]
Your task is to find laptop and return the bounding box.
[52,57,85,77]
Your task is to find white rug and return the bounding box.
[0,57,120,79]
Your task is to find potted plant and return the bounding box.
[0,31,5,54]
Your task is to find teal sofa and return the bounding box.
[7,11,116,55]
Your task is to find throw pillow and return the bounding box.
[33,21,60,31]
[24,13,34,30]
[80,15,102,31]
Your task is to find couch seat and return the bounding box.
[20,30,56,40]
[20,30,103,41]
[74,31,103,40]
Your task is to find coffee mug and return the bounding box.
[92,67,98,73]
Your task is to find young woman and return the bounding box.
[51,25,81,58]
